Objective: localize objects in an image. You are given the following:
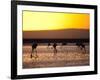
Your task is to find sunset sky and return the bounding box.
[22,11,90,31]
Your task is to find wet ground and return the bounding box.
[23,44,89,68]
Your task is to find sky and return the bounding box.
[22,11,90,31]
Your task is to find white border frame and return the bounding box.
[17,5,95,75]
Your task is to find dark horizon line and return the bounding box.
[23,39,89,43]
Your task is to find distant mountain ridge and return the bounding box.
[23,29,89,39]
[24,28,89,32]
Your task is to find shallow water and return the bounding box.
[23,45,89,69]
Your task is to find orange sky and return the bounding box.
[23,11,90,31]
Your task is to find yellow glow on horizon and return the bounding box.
[23,11,90,31]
